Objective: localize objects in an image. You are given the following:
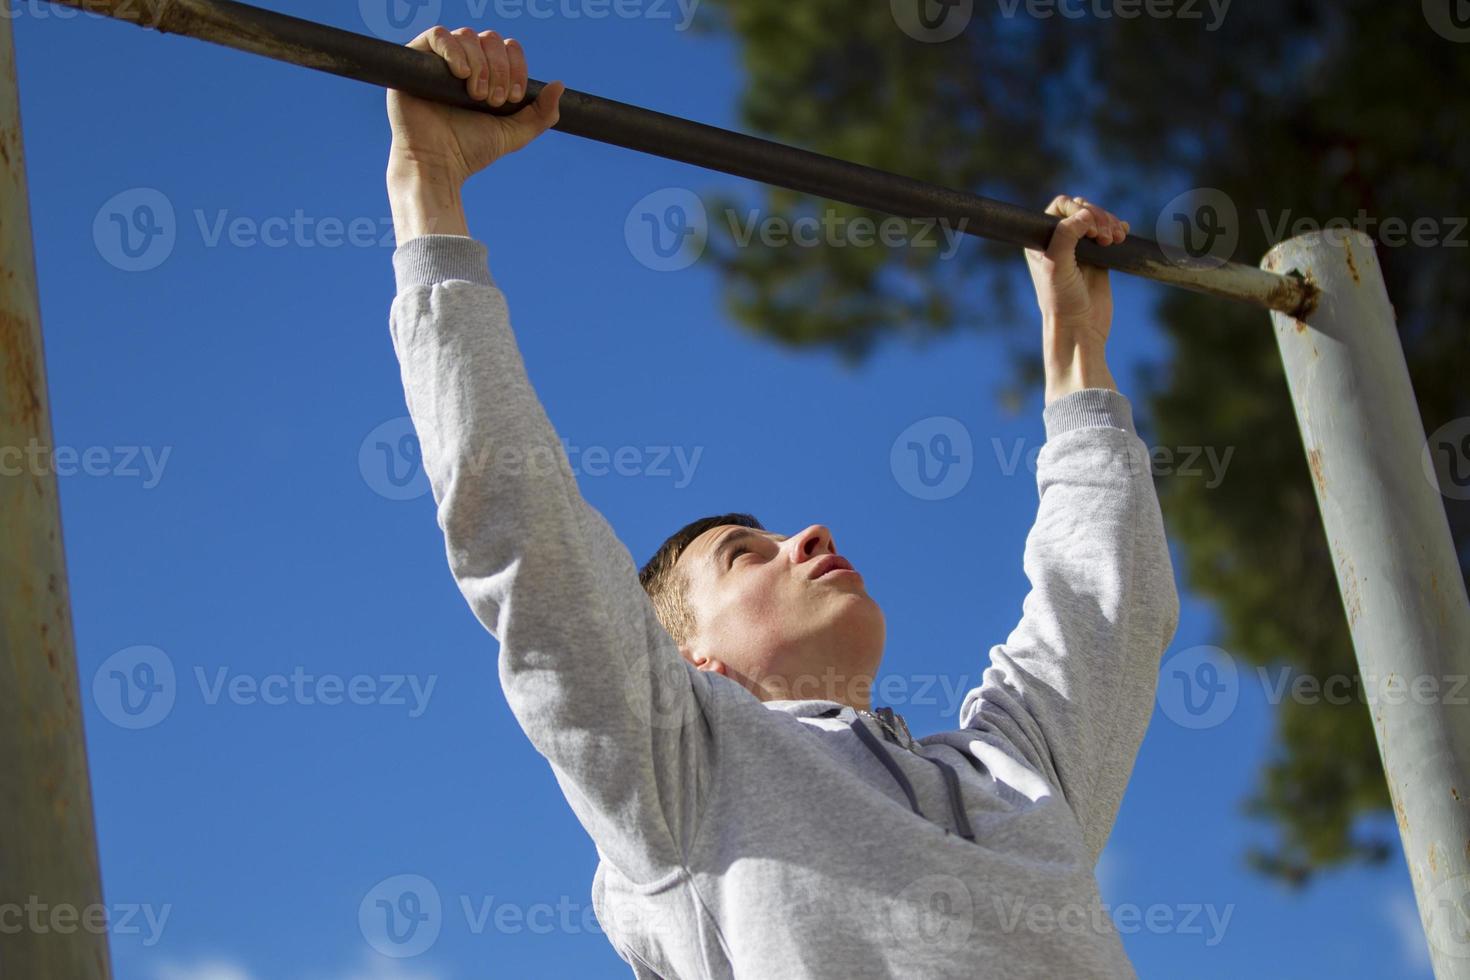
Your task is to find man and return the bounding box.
[385,25,1180,979]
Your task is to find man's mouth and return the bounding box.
[809,554,858,580]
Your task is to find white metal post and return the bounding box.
[1264,231,1470,976]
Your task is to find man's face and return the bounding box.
[673,523,885,702]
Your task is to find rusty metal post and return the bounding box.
[0,12,113,980]
[1263,231,1470,976]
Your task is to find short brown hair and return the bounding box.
[639,512,764,647]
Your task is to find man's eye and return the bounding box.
[729,546,750,566]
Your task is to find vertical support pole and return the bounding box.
[1264,231,1470,976]
[0,13,113,980]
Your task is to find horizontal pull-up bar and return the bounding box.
[55,0,1317,317]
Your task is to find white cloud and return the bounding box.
[155,961,256,980]
[154,953,447,980]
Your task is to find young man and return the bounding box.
[385,25,1180,979]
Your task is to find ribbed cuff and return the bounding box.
[1042,388,1136,440]
[392,235,496,291]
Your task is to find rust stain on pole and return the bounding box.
[1266,231,1470,976]
[0,12,113,979]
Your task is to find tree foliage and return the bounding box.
[695,0,1470,884]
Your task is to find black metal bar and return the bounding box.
[52,0,1317,316]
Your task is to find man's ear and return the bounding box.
[682,647,727,676]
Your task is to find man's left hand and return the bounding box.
[1024,195,1128,405]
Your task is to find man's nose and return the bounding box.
[790,524,837,561]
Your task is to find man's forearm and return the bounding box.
[387,162,471,242]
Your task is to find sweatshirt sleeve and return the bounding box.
[387,235,715,884]
[958,388,1180,863]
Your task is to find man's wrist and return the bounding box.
[387,163,471,242]
[1043,337,1116,406]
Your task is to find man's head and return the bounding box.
[639,513,885,706]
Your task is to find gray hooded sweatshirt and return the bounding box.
[388,234,1181,979]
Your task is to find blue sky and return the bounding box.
[10,1,1433,977]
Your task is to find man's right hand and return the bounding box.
[386,25,565,187]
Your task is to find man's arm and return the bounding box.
[961,197,1181,862]
[384,27,715,885]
